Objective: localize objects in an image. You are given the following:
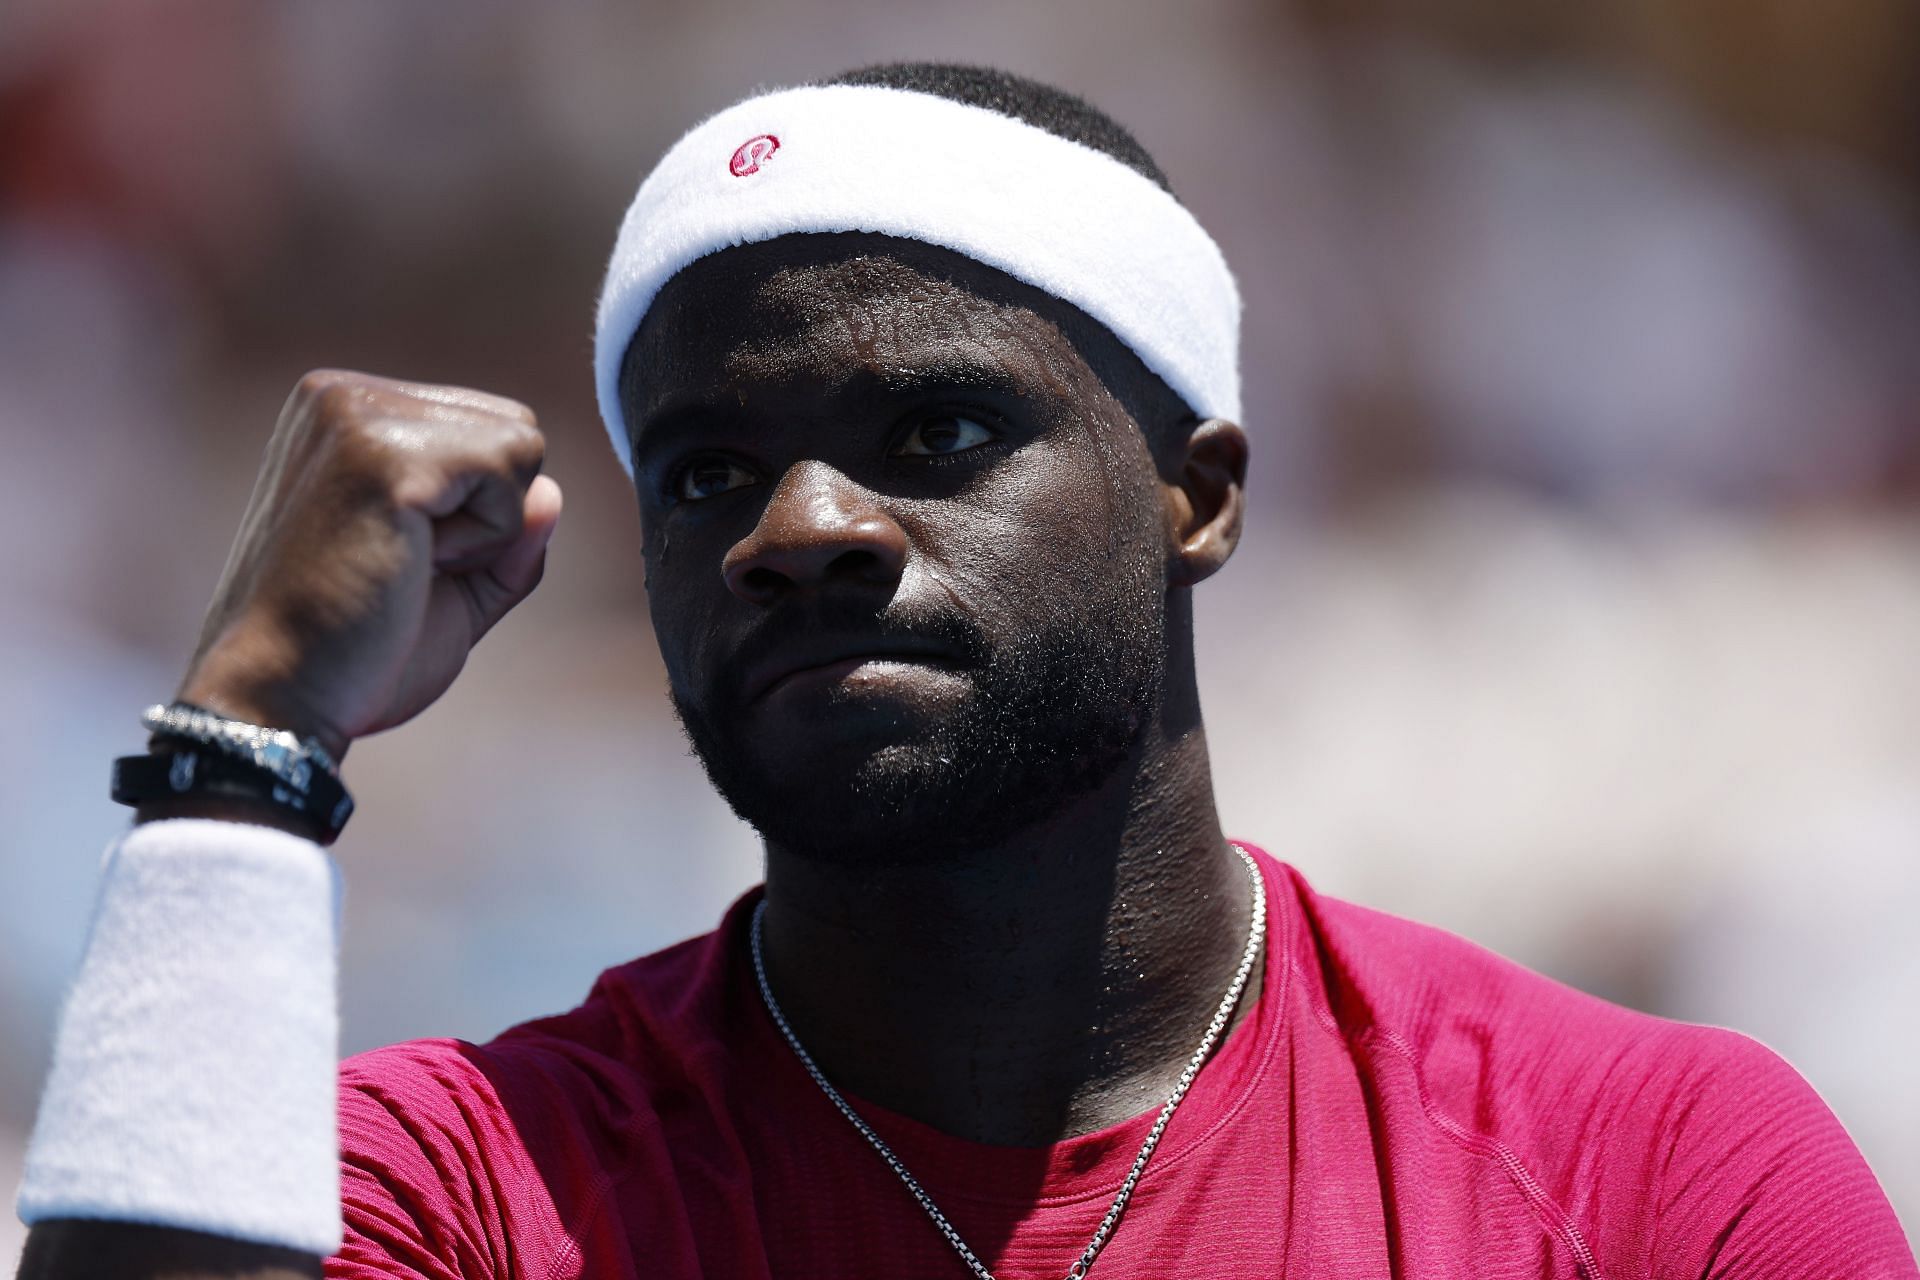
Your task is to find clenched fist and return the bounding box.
[176,370,564,762]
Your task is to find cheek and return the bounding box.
[917,439,1166,631]
[639,528,728,683]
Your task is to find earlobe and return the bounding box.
[1166,418,1248,588]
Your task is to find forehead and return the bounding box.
[620,234,1096,438]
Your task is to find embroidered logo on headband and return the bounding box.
[729,134,780,177]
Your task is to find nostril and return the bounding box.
[740,566,789,599]
[827,548,883,579]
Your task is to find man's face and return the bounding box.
[623,234,1184,863]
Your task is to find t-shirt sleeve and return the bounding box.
[324,1041,564,1280]
[1650,1029,1916,1279]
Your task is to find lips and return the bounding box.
[739,633,965,704]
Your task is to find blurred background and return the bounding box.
[2,0,1915,1261]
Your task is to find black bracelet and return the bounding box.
[112,744,354,844]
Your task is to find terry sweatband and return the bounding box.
[17,819,344,1255]
[594,83,1242,474]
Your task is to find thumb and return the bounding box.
[465,473,563,632]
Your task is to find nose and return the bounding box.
[721,461,908,606]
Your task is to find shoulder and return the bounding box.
[1286,869,1817,1142]
[1282,868,1915,1276]
[1287,870,1694,1093]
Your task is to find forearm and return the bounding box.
[15,369,558,1280]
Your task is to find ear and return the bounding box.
[1165,418,1248,588]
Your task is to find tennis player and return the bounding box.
[17,63,1917,1279]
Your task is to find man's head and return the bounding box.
[601,65,1246,863]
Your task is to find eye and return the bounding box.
[893,413,996,458]
[672,457,757,502]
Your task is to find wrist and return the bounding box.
[175,667,351,765]
[18,821,344,1254]
[117,709,355,845]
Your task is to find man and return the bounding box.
[15,62,1916,1279]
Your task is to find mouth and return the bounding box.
[742,639,966,704]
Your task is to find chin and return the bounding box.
[670,630,1163,864]
[717,728,1142,867]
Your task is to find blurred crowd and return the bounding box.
[2,0,1915,1260]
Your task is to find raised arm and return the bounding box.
[17,370,563,1280]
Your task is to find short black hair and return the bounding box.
[823,62,1175,196]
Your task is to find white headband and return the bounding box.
[593,84,1242,474]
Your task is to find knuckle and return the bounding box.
[293,368,372,421]
[493,394,538,426]
[501,418,546,468]
[312,379,366,427]
[415,381,534,425]
[284,372,548,494]
[293,367,346,401]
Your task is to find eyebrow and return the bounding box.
[630,351,1040,469]
[857,354,1028,401]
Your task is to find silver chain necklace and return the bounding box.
[748,844,1266,1280]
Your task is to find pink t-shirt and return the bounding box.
[327,846,1915,1278]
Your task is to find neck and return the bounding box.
[757,716,1259,1147]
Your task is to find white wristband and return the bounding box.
[16,819,344,1254]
